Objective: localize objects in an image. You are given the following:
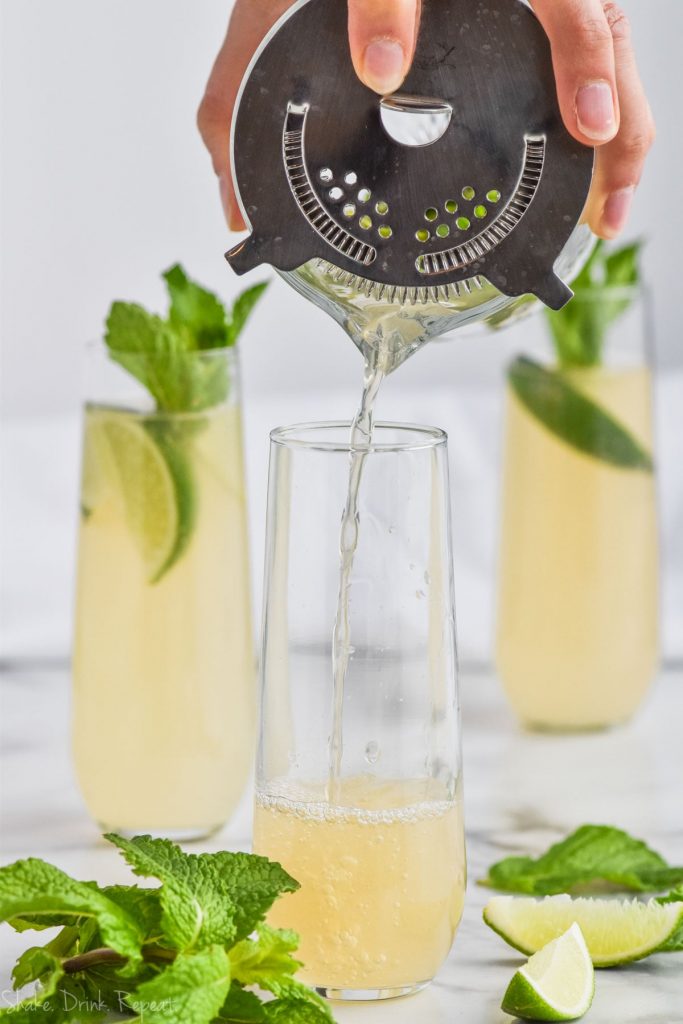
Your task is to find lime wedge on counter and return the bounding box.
[501,923,594,1021]
[89,410,195,583]
[485,894,683,967]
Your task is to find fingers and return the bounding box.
[531,0,619,145]
[348,0,421,94]
[532,0,654,239]
[197,0,292,230]
[584,4,656,238]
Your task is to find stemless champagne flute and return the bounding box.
[72,342,255,838]
[496,285,659,730]
[252,422,466,1000]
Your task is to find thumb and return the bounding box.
[348,0,421,95]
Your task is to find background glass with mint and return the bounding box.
[496,242,659,731]
[72,266,266,838]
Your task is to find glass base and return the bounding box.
[521,717,630,735]
[98,822,224,843]
[316,980,430,1001]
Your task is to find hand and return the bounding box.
[198,0,654,240]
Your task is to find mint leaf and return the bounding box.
[482,825,683,895]
[228,283,269,345]
[2,957,105,1023]
[126,946,231,1024]
[11,948,63,992]
[105,302,188,412]
[264,999,333,1024]
[106,835,298,953]
[546,239,642,367]
[164,265,229,351]
[0,859,142,964]
[105,303,222,414]
[99,885,162,941]
[217,987,267,1022]
[0,978,101,1019]
[230,927,331,1020]
[194,853,299,943]
[508,356,654,471]
[230,925,301,992]
[104,268,268,414]
[0,840,326,1024]
[0,979,105,1023]
[105,835,237,952]
[264,1002,335,1024]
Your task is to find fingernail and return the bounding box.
[362,39,406,94]
[602,187,635,237]
[576,81,617,141]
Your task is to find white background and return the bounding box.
[1,0,681,663]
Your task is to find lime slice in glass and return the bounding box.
[92,411,195,583]
[485,894,683,967]
[501,923,594,1021]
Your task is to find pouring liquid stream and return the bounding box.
[328,359,384,799]
[303,228,594,798]
[323,272,471,799]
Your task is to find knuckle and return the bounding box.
[621,128,655,164]
[602,2,631,42]
[573,14,614,55]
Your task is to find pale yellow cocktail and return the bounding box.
[73,401,254,834]
[496,366,658,730]
[253,776,465,993]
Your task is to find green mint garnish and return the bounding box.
[104,268,268,415]
[0,858,144,964]
[546,239,642,369]
[512,240,651,470]
[126,946,232,1024]
[0,834,334,1024]
[481,824,683,896]
[98,267,267,583]
[105,834,298,952]
[508,356,653,472]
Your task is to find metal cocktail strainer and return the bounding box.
[226,0,596,367]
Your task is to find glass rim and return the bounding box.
[270,421,448,453]
[85,339,239,360]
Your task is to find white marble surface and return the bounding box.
[1,666,682,1023]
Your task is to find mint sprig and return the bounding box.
[481,825,683,896]
[0,859,144,965]
[510,240,652,470]
[545,239,642,369]
[0,835,334,1024]
[104,267,268,414]
[97,267,268,584]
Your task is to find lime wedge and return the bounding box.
[92,411,195,583]
[485,894,683,967]
[501,923,594,1021]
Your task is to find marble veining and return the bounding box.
[1,666,682,1023]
